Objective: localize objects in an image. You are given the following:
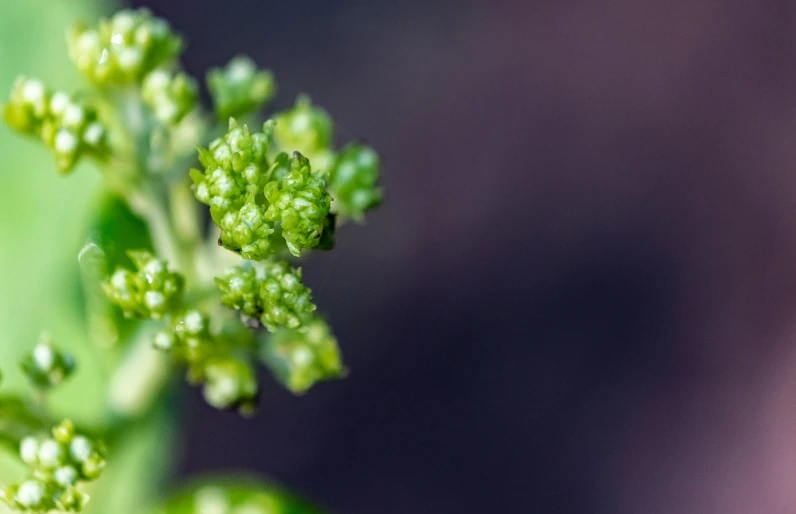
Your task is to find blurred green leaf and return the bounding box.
[0,395,47,449]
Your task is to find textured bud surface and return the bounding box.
[104,251,184,319]
[264,153,331,257]
[216,261,315,331]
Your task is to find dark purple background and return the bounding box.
[133,1,796,512]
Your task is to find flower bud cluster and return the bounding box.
[0,420,106,513]
[263,318,345,394]
[273,96,335,172]
[216,261,316,332]
[330,143,383,221]
[103,251,184,319]
[202,357,259,414]
[3,77,108,173]
[67,8,181,86]
[153,310,260,412]
[207,56,276,121]
[142,68,198,124]
[20,334,75,390]
[264,153,331,257]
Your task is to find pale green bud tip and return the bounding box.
[2,421,105,512]
[264,153,332,256]
[103,251,184,319]
[202,357,259,413]
[153,309,213,365]
[191,120,277,259]
[3,77,108,173]
[264,318,346,394]
[273,95,335,171]
[216,261,316,332]
[20,333,76,389]
[208,55,276,120]
[142,68,198,124]
[67,8,182,85]
[330,143,383,220]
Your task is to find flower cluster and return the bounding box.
[330,143,384,220]
[67,8,181,86]
[216,261,316,332]
[273,96,335,172]
[207,56,276,121]
[264,153,331,257]
[20,335,75,390]
[202,357,259,413]
[262,318,345,394]
[2,77,107,173]
[142,68,198,124]
[103,251,184,319]
[191,119,276,259]
[153,310,259,412]
[0,420,106,513]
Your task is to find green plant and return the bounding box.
[0,7,382,513]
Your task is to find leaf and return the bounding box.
[80,193,155,348]
[79,243,117,346]
[86,193,153,271]
[150,478,324,514]
[0,395,47,447]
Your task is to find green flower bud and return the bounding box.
[142,68,198,124]
[330,143,383,220]
[191,120,277,259]
[153,309,213,367]
[20,334,75,389]
[262,318,345,394]
[1,420,105,513]
[273,95,335,172]
[103,251,184,319]
[264,153,331,256]
[3,77,108,173]
[216,261,316,332]
[202,357,258,413]
[67,8,181,86]
[207,56,276,121]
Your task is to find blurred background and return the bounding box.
[5,0,796,512]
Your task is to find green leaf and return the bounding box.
[0,395,47,449]
[79,243,117,347]
[150,478,324,514]
[86,194,153,271]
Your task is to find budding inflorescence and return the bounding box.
[330,143,384,221]
[263,318,345,394]
[207,56,276,121]
[273,96,335,173]
[153,309,259,412]
[2,78,108,173]
[67,8,181,86]
[142,68,198,124]
[103,251,184,319]
[20,334,75,390]
[216,261,316,332]
[0,420,106,513]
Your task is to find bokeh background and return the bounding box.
[5,0,796,512]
